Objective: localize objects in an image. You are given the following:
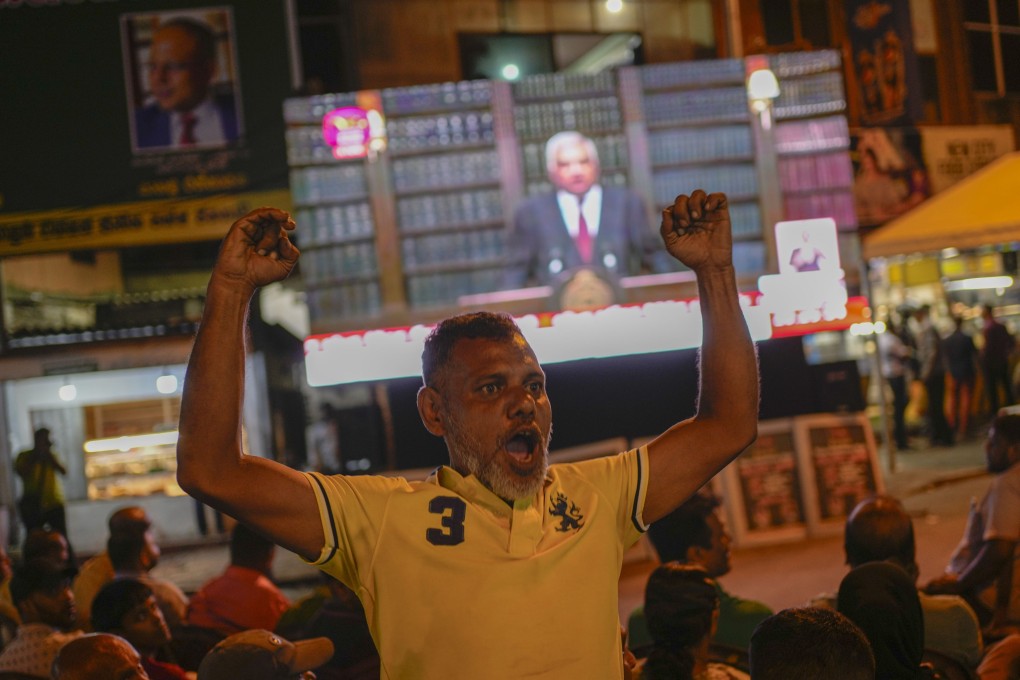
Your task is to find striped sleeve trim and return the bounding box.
[306,472,340,566]
[630,445,650,533]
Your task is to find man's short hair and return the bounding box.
[749,607,874,680]
[91,578,154,633]
[158,17,216,65]
[421,312,523,389]
[9,558,77,606]
[643,563,717,670]
[107,532,147,571]
[22,528,67,563]
[647,491,720,562]
[544,131,599,174]
[107,506,152,539]
[230,522,275,567]
[993,413,1020,445]
[844,495,916,574]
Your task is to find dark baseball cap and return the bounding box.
[9,558,77,605]
[198,629,334,680]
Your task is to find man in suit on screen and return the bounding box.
[504,131,664,288]
[133,16,240,151]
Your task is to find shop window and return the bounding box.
[965,0,1020,95]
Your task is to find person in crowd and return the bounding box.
[976,634,1020,680]
[915,304,954,447]
[981,304,1015,415]
[197,629,334,680]
[73,505,156,631]
[108,530,189,632]
[944,315,979,440]
[926,413,1020,627]
[812,494,983,668]
[91,578,189,680]
[879,317,913,451]
[21,528,71,567]
[51,632,150,680]
[176,189,758,678]
[134,17,240,150]
[0,558,82,677]
[15,427,71,547]
[628,491,772,651]
[747,606,874,680]
[837,561,928,680]
[503,130,666,288]
[276,573,380,680]
[187,523,290,636]
[640,563,748,680]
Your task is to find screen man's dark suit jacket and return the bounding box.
[504,186,665,288]
[134,94,240,150]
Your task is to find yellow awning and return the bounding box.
[862,151,1020,259]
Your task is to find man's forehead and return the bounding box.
[449,335,540,368]
[556,144,588,161]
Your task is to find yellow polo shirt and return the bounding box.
[304,446,649,679]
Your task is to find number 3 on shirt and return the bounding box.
[426,496,466,546]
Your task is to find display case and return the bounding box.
[82,398,183,500]
[85,445,180,499]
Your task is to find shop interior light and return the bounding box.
[500,63,520,80]
[605,0,624,13]
[943,276,1014,291]
[84,430,179,453]
[156,373,178,395]
[747,69,780,104]
[58,381,77,402]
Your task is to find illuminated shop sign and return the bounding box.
[321,103,386,160]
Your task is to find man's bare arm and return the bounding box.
[177,208,323,560]
[643,191,759,524]
[926,538,1017,596]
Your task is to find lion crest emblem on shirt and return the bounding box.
[549,492,584,532]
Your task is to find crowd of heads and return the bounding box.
[0,505,347,679]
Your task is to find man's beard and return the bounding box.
[446,413,551,501]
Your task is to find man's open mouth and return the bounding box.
[505,429,540,463]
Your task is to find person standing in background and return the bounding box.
[982,304,1015,416]
[915,305,953,447]
[945,315,979,441]
[878,317,913,451]
[15,428,72,551]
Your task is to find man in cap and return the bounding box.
[198,629,334,679]
[0,558,82,677]
[52,632,150,679]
